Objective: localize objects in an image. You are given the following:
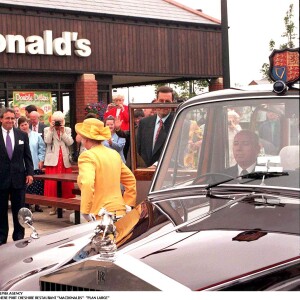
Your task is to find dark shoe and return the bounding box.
[35,205,43,212]
[25,203,31,209]
[0,236,7,245]
[13,236,24,241]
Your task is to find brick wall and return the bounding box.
[209,77,224,92]
[75,74,98,122]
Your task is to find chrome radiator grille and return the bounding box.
[39,260,159,291]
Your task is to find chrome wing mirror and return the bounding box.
[18,208,39,239]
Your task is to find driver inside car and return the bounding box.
[224,130,261,177]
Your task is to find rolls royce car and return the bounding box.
[0,48,299,291]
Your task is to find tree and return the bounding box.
[260,4,298,80]
[154,79,209,102]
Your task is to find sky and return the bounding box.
[176,0,299,86]
[118,0,300,103]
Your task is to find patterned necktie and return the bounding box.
[6,130,13,160]
[155,119,163,142]
[33,125,37,132]
[240,169,248,176]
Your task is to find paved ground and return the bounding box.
[7,205,75,243]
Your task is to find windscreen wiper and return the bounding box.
[205,171,289,191]
[242,194,285,207]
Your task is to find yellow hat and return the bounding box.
[75,118,111,141]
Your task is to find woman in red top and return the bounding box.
[104,94,129,131]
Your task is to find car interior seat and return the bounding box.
[279,145,300,170]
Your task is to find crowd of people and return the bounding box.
[0,86,170,245]
[1,85,281,246]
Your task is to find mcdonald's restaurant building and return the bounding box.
[0,0,224,130]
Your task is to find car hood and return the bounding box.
[39,225,299,291]
[42,191,299,291]
[2,192,299,291]
[116,192,300,290]
[0,221,97,291]
[118,227,299,291]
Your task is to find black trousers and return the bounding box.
[0,187,25,244]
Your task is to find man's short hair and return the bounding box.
[0,107,15,118]
[29,110,40,118]
[134,109,145,119]
[156,86,175,101]
[235,129,260,146]
[25,105,37,114]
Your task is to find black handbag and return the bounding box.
[69,143,80,164]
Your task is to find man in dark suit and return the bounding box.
[13,105,21,128]
[29,111,47,140]
[137,86,175,167]
[225,130,261,177]
[25,104,37,118]
[258,111,281,153]
[0,108,34,245]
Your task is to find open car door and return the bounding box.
[128,102,179,204]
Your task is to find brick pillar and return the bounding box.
[209,77,224,92]
[75,74,98,122]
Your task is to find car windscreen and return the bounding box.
[152,96,299,192]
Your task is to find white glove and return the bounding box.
[125,205,132,213]
[82,213,96,222]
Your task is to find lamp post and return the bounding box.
[221,0,231,88]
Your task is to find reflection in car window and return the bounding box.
[179,110,205,169]
[153,97,299,191]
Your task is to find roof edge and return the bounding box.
[163,0,221,24]
[0,2,221,28]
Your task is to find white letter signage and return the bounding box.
[0,30,91,57]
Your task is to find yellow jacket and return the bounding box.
[77,144,136,216]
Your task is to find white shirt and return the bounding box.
[237,163,256,177]
[32,122,39,132]
[116,108,121,118]
[152,114,170,150]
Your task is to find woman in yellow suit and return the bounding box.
[75,118,141,245]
